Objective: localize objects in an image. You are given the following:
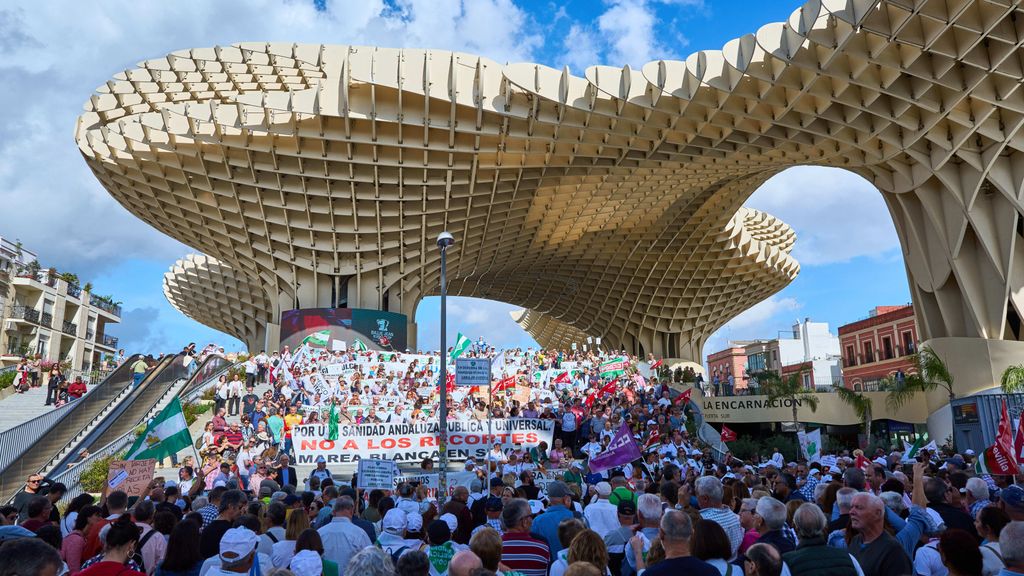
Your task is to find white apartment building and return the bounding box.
[0,236,121,374]
[745,318,842,389]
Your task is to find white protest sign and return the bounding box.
[331,340,347,352]
[455,358,491,387]
[357,459,397,490]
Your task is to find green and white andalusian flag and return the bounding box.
[302,329,331,347]
[901,438,938,462]
[449,332,471,362]
[353,338,369,352]
[125,397,193,461]
[599,357,627,378]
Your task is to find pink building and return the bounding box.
[838,305,919,390]
[706,345,748,391]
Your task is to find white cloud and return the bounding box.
[0,0,541,278]
[597,0,665,68]
[744,166,901,266]
[562,24,601,74]
[702,295,802,359]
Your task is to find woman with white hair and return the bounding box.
[346,547,396,576]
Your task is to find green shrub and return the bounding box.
[0,371,16,390]
[79,451,125,494]
[182,401,211,426]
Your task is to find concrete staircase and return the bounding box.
[0,386,59,433]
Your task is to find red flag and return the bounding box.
[976,399,1019,475]
[584,392,596,409]
[493,376,516,392]
[1015,408,1024,467]
[598,380,618,397]
[442,373,455,393]
[674,387,693,405]
[721,425,737,443]
[651,359,664,369]
[553,371,571,384]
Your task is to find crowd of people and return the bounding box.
[0,342,1022,576]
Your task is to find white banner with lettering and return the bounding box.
[293,418,554,465]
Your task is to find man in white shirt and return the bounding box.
[317,496,371,570]
[583,482,620,538]
[561,406,578,450]
[770,448,786,469]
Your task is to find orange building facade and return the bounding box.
[837,305,919,391]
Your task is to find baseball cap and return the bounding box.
[596,482,612,498]
[485,497,503,512]
[608,486,637,507]
[439,513,459,534]
[546,481,571,499]
[315,455,326,464]
[617,500,637,516]
[219,527,259,565]
[945,455,966,468]
[382,509,408,534]
[964,449,976,456]
[406,512,423,532]
[1001,485,1024,510]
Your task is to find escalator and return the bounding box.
[0,355,144,502]
[45,354,235,497]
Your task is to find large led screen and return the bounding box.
[280,308,408,352]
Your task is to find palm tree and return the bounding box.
[833,385,873,436]
[885,346,955,412]
[761,373,820,429]
[1000,364,1024,394]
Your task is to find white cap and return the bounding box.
[219,527,259,564]
[439,513,459,534]
[965,449,976,456]
[290,550,323,576]
[406,512,423,532]
[382,509,408,534]
[596,482,612,497]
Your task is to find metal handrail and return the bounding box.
[0,355,142,501]
[50,356,236,499]
[42,355,182,477]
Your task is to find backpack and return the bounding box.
[130,529,158,572]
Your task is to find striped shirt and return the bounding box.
[700,506,743,560]
[501,532,550,576]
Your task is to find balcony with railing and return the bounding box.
[62,321,78,337]
[91,297,121,317]
[10,305,39,323]
[66,284,82,299]
[39,312,53,328]
[99,334,118,349]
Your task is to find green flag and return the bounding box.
[449,332,471,362]
[354,338,368,352]
[327,402,340,440]
[125,397,193,461]
[303,329,331,347]
[599,357,627,378]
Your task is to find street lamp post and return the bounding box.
[436,231,454,506]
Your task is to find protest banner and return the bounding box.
[106,459,157,497]
[357,459,398,490]
[293,418,555,465]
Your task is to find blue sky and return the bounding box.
[1,0,911,360]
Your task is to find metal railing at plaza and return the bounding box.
[50,355,236,500]
[0,355,142,501]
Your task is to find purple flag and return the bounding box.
[588,423,642,473]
